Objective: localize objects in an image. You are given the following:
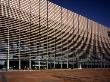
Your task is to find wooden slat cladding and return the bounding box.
[0,0,110,68]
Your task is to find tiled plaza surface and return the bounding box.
[0,69,110,82]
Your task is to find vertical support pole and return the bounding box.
[7,27,9,70]
[19,58,21,70]
[39,59,40,70]
[29,0,31,70]
[77,14,79,69]
[54,25,56,69]
[54,60,55,69]
[18,27,21,71]
[29,59,31,70]
[18,0,21,70]
[54,4,56,69]
[67,10,69,69]
[67,59,68,69]
[18,58,21,70]
[7,0,10,71]
[46,0,49,69]
[47,60,48,69]
[72,12,74,69]
[60,4,63,69]
[61,60,62,69]
[79,63,82,69]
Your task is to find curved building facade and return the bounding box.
[0,0,110,70]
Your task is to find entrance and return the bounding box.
[21,60,29,70]
[10,60,19,69]
[9,60,30,70]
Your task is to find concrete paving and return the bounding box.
[0,69,110,82]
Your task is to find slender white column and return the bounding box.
[18,29,21,70]
[61,60,62,69]
[67,60,68,69]
[54,60,55,69]
[7,27,9,70]
[39,59,40,70]
[29,59,31,70]
[46,0,49,70]
[47,60,48,69]
[18,0,21,70]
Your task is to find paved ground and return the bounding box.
[0,69,110,82]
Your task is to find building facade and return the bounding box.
[0,0,110,70]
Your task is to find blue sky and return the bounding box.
[49,0,110,28]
